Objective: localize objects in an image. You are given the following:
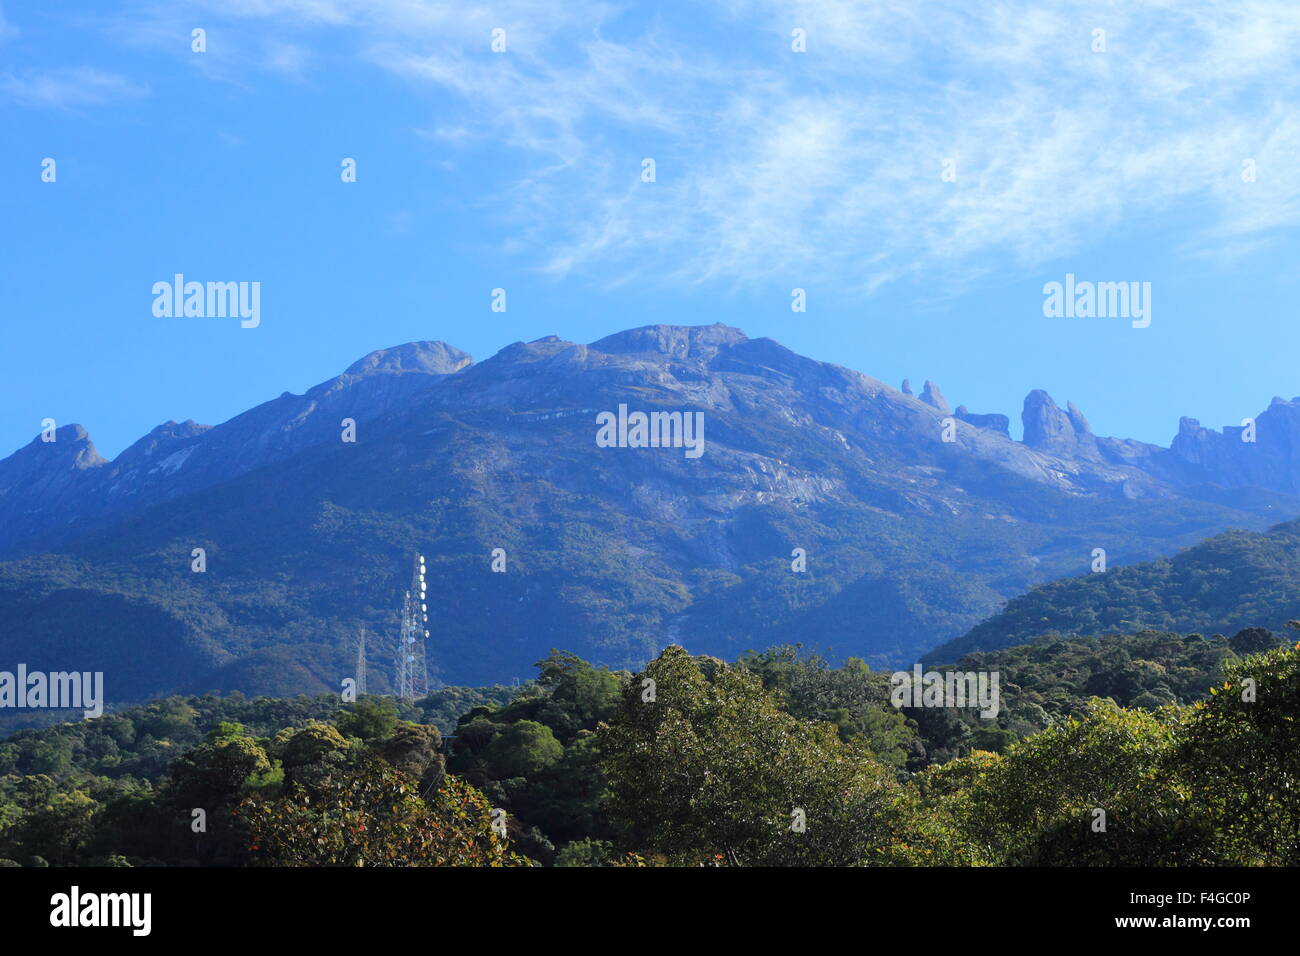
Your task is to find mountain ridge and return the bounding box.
[1,322,1297,703]
[928,515,1300,662]
[0,340,473,557]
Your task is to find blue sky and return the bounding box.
[5,0,1300,459]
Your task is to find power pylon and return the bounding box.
[355,625,368,696]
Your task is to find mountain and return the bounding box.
[0,341,472,556]
[928,516,1300,661]
[0,322,1297,707]
[1171,397,1300,493]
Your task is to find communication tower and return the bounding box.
[393,554,430,699]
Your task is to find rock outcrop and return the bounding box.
[920,380,949,413]
[955,405,1011,437]
[1021,390,1102,461]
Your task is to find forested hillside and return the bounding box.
[931,517,1300,660]
[3,632,1294,867]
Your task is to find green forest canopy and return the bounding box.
[1,628,1296,866]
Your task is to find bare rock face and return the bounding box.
[0,424,106,491]
[920,380,949,413]
[344,341,472,377]
[955,405,1010,437]
[590,323,747,359]
[1022,390,1069,450]
[1066,401,1092,436]
[1170,397,1300,493]
[1022,390,1101,461]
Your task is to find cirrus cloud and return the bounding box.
[123,0,1300,292]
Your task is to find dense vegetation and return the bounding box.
[932,517,1300,660]
[1,626,1294,867]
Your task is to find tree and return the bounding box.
[1228,627,1279,657]
[238,755,529,867]
[531,650,624,738]
[274,721,352,793]
[337,697,399,742]
[903,699,1218,866]
[377,723,446,796]
[555,838,616,867]
[159,728,273,865]
[165,732,271,811]
[967,727,1017,754]
[739,645,920,767]
[1177,643,1300,864]
[2,788,98,866]
[483,721,562,779]
[598,646,900,866]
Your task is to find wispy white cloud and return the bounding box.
[0,65,147,108]
[129,0,1300,291]
[264,38,311,76]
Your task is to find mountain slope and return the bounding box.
[928,516,1300,661]
[0,341,472,557]
[0,323,1297,703]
